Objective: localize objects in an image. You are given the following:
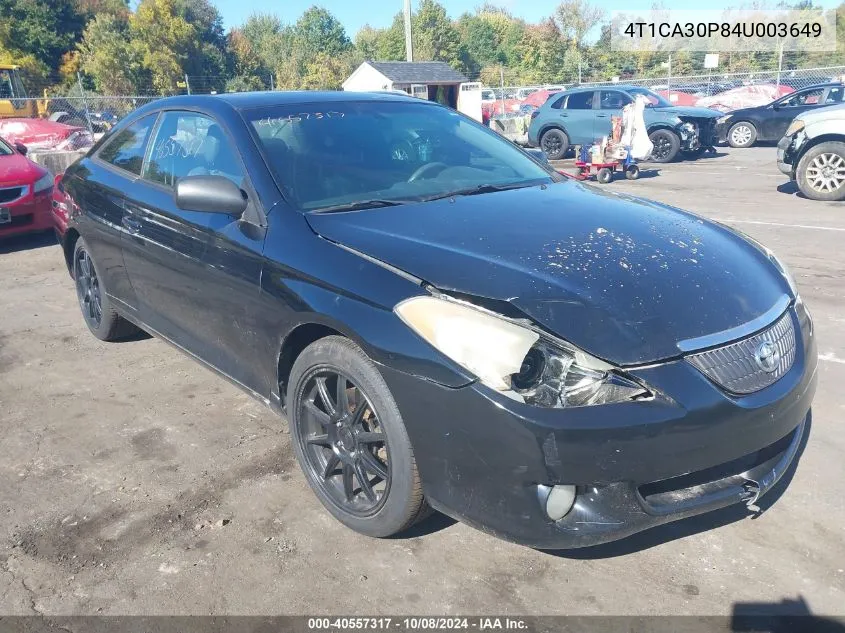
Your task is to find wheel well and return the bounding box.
[797,134,845,164]
[647,125,677,136]
[277,323,342,407]
[63,228,80,277]
[539,124,567,140]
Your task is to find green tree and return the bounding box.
[515,18,566,83]
[0,0,86,76]
[130,0,195,94]
[79,14,147,94]
[292,6,352,60]
[354,25,382,60]
[413,0,461,67]
[554,0,605,49]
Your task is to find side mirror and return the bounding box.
[14,142,27,155]
[175,175,248,216]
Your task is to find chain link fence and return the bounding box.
[3,65,843,140]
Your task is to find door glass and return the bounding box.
[599,90,631,109]
[824,87,844,104]
[143,111,244,188]
[550,95,566,110]
[781,88,824,107]
[98,114,157,175]
[565,91,594,109]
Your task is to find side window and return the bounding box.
[550,95,566,110]
[824,86,844,104]
[599,90,631,110]
[565,91,595,110]
[143,111,244,188]
[98,114,157,175]
[781,88,824,107]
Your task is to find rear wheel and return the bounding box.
[539,128,570,160]
[796,142,845,201]
[73,238,139,341]
[648,129,681,163]
[287,336,429,537]
[625,164,640,180]
[727,122,757,148]
[596,167,612,184]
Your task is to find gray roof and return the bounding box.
[367,61,467,85]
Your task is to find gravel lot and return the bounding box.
[0,146,843,617]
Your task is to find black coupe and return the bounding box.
[58,92,816,548]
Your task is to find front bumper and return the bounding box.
[678,119,718,151]
[381,303,816,548]
[777,133,805,178]
[0,187,53,238]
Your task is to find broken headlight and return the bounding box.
[511,339,649,407]
[395,295,650,408]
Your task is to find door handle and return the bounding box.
[122,215,141,233]
[596,114,609,118]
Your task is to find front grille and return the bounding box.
[686,311,796,394]
[0,186,26,204]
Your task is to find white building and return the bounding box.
[342,61,482,122]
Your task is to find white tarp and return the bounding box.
[621,95,653,160]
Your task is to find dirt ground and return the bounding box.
[0,146,843,617]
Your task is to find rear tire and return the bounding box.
[73,238,139,341]
[287,335,429,538]
[796,141,845,201]
[648,129,681,163]
[625,164,640,180]
[539,128,570,160]
[596,167,612,184]
[727,122,757,148]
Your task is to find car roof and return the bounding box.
[215,90,418,109]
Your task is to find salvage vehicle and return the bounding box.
[527,86,722,162]
[716,83,844,148]
[0,64,37,119]
[0,135,54,238]
[777,101,845,201]
[59,92,816,548]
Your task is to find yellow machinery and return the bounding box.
[0,64,44,118]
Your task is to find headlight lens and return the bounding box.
[717,115,730,125]
[785,119,805,137]
[33,171,54,194]
[395,295,650,407]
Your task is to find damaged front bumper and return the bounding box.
[677,118,718,152]
[379,304,816,549]
[777,131,806,178]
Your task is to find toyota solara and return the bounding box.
[57,92,817,548]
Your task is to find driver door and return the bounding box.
[762,87,825,140]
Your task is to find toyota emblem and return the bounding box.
[754,341,780,373]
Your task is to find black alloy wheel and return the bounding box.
[295,369,390,516]
[649,129,680,163]
[75,247,102,329]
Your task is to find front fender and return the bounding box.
[259,208,474,399]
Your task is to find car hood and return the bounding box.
[306,182,789,366]
[654,105,723,119]
[0,153,40,185]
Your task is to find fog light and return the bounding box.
[538,484,576,521]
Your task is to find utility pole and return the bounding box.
[776,41,784,88]
[403,0,413,62]
[667,53,672,91]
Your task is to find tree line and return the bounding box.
[1,0,843,97]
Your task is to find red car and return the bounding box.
[0,136,54,238]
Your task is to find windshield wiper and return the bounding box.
[420,182,539,202]
[311,199,410,214]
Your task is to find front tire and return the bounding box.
[73,238,138,341]
[287,335,428,538]
[796,142,845,201]
[648,129,681,163]
[539,128,570,160]
[727,122,757,148]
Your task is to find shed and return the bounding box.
[342,61,482,120]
